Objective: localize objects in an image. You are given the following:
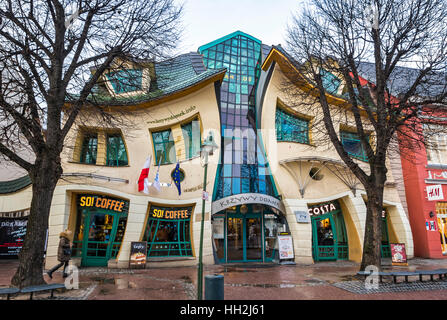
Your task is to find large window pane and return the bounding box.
[275,108,309,144]
[181,119,201,160]
[106,133,128,166]
[80,134,98,164]
[152,129,176,164]
[340,131,368,162]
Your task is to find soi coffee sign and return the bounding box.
[307,201,339,216]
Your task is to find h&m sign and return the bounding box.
[426,184,444,201]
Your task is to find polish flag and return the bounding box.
[138,156,152,194]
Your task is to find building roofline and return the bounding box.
[198,30,262,53]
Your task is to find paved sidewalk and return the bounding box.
[1,258,447,300]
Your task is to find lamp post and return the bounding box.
[197,131,219,300]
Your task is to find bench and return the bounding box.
[0,287,20,300]
[357,269,447,284]
[20,283,66,300]
[357,271,394,283]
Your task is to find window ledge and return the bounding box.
[68,161,130,167]
[158,155,201,166]
[276,140,316,147]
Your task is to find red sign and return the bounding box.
[390,243,407,265]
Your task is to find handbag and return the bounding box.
[63,247,72,256]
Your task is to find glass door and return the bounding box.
[246,216,262,260]
[227,216,243,261]
[312,213,337,261]
[226,212,263,262]
[82,209,119,267]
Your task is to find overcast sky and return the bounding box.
[175,0,305,54]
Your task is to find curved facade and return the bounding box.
[0,31,414,268]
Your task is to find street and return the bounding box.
[1,258,447,300]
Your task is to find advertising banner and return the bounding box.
[390,243,408,266]
[0,217,27,258]
[277,234,294,260]
[129,242,147,268]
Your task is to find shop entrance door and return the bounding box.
[311,211,348,261]
[81,209,120,267]
[226,213,262,262]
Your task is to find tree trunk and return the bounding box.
[360,180,384,271]
[10,153,62,288]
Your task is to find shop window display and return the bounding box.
[143,205,193,257]
[72,194,129,267]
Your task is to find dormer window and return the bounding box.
[105,69,143,94]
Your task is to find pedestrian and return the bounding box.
[46,229,72,279]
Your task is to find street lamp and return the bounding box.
[197,130,219,300]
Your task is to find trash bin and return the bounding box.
[205,274,224,300]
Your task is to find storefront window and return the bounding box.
[143,205,193,257]
[72,194,129,266]
[309,200,349,261]
[106,133,128,166]
[212,215,225,261]
[264,211,288,261]
[436,202,447,254]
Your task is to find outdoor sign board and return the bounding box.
[426,184,444,201]
[0,217,27,258]
[212,218,225,239]
[390,243,408,266]
[277,233,294,260]
[129,242,147,268]
[295,210,310,223]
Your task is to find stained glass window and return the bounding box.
[340,131,369,162]
[80,134,98,164]
[276,108,310,144]
[152,129,176,165]
[106,133,128,166]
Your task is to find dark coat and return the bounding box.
[57,231,72,262]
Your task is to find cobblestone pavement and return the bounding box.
[1,258,447,300]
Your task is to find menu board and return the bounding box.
[0,217,27,258]
[129,242,147,268]
[390,243,408,265]
[277,234,294,260]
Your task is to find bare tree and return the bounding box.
[0,0,183,287]
[285,0,447,270]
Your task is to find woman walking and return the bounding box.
[47,229,72,279]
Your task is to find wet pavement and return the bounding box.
[1,258,447,300]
